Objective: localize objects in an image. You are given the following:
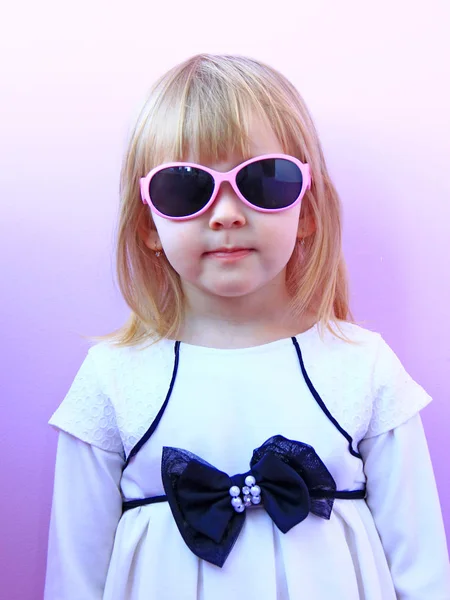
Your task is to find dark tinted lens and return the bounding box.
[149,166,214,217]
[236,158,303,209]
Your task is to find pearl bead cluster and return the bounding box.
[229,475,262,513]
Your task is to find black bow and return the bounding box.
[161,435,337,567]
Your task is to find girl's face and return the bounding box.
[144,116,302,303]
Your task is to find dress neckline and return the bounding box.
[174,322,319,355]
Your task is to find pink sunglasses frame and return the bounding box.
[139,153,312,221]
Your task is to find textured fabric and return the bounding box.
[45,321,450,599]
[49,338,174,456]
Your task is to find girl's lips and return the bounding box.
[204,248,253,261]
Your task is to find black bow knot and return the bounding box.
[161,435,337,567]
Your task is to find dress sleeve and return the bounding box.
[365,336,432,438]
[44,431,124,600]
[359,414,450,599]
[48,347,123,454]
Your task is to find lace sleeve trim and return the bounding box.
[48,347,124,454]
[365,335,432,439]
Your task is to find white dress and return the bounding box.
[44,322,450,599]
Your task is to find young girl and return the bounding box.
[44,54,450,599]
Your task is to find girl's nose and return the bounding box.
[208,184,247,230]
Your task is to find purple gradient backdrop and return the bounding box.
[1,1,449,598]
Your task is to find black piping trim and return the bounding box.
[124,341,181,468]
[291,336,362,460]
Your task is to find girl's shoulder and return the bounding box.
[311,320,415,372]
[320,319,382,345]
[312,320,432,440]
[74,337,177,403]
[49,337,176,456]
[86,336,175,370]
[304,320,386,365]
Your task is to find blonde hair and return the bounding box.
[99,53,353,347]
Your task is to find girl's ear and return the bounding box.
[138,214,162,251]
[297,213,316,240]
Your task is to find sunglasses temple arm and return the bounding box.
[306,165,312,190]
[139,178,148,204]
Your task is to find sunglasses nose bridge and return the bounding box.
[211,168,242,202]
[206,171,248,229]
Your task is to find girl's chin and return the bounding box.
[198,279,267,299]
[182,270,287,301]
[205,287,258,299]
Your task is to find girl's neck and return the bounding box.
[178,314,317,349]
[178,283,317,349]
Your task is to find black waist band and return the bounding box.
[123,495,168,511]
[122,488,366,513]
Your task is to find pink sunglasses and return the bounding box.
[140,153,312,221]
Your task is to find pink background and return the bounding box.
[1,1,449,597]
